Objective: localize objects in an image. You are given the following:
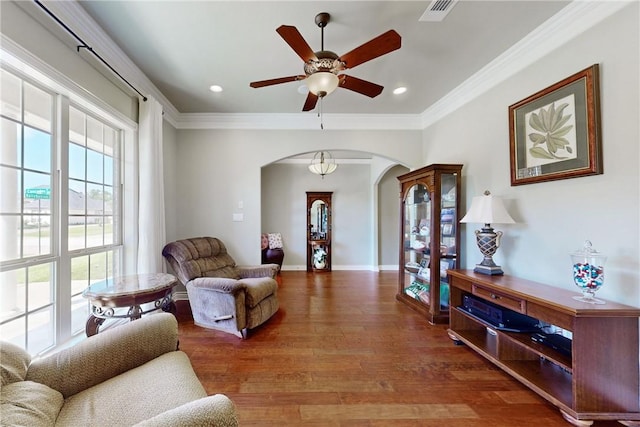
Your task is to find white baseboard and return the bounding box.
[281,265,399,272]
[281,265,307,271]
[172,291,189,301]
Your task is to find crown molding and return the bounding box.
[419,0,634,128]
[175,113,423,130]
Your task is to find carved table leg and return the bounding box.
[85,315,105,337]
[162,301,177,314]
[158,293,176,315]
[560,411,593,426]
[128,305,143,320]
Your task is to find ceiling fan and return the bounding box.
[249,12,401,112]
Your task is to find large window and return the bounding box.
[0,68,123,354]
[67,106,122,334]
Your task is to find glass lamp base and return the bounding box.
[572,293,605,305]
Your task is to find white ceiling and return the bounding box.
[67,0,570,116]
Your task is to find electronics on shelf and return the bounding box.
[531,332,572,357]
[458,293,541,332]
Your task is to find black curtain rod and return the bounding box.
[34,0,148,102]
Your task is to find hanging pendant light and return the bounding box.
[308,151,338,178]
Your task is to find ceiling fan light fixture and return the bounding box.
[308,151,338,178]
[249,12,401,112]
[306,72,339,97]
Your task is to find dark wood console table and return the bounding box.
[447,269,640,427]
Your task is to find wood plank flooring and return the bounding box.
[174,271,621,426]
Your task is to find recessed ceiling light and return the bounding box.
[393,86,407,95]
[209,85,223,93]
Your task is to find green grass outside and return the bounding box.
[13,223,114,284]
[19,253,111,286]
[23,223,113,238]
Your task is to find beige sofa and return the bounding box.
[0,313,237,426]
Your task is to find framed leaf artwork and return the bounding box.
[508,64,602,186]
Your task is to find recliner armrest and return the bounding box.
[26,313,179,398]
[133,394,238,427]
[189,277,245,294]
[238,264,278,279]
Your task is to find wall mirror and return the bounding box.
[306,192,332,272]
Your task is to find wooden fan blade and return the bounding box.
[250,75,305,88]
[302,92,319,111]
[276,25,318,62]
[337,30,401,70]
[338,75,384,98]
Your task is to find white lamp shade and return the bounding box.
[308,151,338,176]
[308,162,338,175]
[306,72,339,96]
[460,192,515,225]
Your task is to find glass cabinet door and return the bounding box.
[397,164,462,324]
[402,184,432,305]
[438,172,459,309]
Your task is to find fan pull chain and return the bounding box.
[318,97,324,129]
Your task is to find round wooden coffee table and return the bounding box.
[82,273,178,336]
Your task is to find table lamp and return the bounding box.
[460,190,515,275]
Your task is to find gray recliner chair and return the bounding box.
[162,237,279,338]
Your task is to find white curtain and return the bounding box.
[137,96,166,273]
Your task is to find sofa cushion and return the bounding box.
[203,264,241,280]
[0,380,64,426]
[267,233,283,249]
[241,277,278,308]
[134,394,238,427]
[1,342,31,387]
[26,313,179,399]
[56,351,206,426]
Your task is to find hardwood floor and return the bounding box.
[174,271,620,426]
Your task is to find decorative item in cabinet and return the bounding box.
[397,164,462,324]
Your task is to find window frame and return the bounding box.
[0,57,137,355]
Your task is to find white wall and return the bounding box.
[261,158,409,271]
[423,3,639,306]
[174,129,423,265]
[262,162,372,269]
[378,165,409,268]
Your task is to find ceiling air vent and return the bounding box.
[419,0,459,22]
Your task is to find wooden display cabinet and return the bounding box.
[447,269,640,426]
[396,164,462,324]
[306,191,332,272]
